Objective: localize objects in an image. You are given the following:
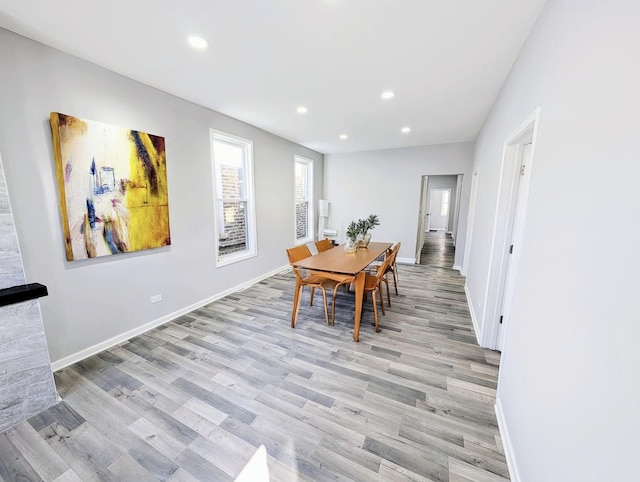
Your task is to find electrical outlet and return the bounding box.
[150,294,162,304]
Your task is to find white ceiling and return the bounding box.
[0,0,547,154]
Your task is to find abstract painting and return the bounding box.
[50,113,171,261]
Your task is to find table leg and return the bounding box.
[353,271,365,342]
[291,278,302,328]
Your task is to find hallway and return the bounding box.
[420,231,456,267]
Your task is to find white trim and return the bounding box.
[415,175,429,263]
[452,264,461,271]
[294,155,314,244]
[481,106,541,349]
[495,397,521,482]
[50,264,289,371]
[210,128,258,268]
[464,282,481,344]
[461,169,479,276]
[396,256,416,265]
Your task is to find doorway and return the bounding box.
[415,175,462,266]
[482,107,540,351]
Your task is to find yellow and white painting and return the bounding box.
[50,113,171,261]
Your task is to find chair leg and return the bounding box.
[372,292,380,333]
[292,285,304,328]
[331,286,339,326]
[320,287,329,325]
[384,275,391,307]
[392,267,398,295]
[310,286,315,306]
[378,283,385,316]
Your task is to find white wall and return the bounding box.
[324,143,473,266]
[465,0,640,479]
[0,28,323,364]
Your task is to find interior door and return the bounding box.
[497,143,532,350]
[415,176,429,262]
[428,189,450,231]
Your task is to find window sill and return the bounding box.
[216,250,257,268]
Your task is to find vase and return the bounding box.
[357,232,371,249]
[344,239,357,253]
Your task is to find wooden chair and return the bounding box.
[287,244,329,325]
[315,238,333,253]
[362,254,393,333]
[368,242,401,305]
[382,242,401,305]
[286,245,351,328]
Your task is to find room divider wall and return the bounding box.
[0,155,57,432]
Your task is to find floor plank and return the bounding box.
[0,235,508,481]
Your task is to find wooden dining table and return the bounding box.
[290,241,392,342]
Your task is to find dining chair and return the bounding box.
[362,253,393,333]
[368,242,401,305]
[382,242,401,305]
[287,244,329,325]
[286,245,351,327]
[315,238,333,253]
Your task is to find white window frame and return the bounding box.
[210,128,257,267]
[294,156,314,244]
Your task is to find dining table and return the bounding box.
[290,241,393,342]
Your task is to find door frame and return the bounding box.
[452,175,463,246]
[415,174,464,266]
[461,169,479,276]
[481,107,540,350]
[415,175,429,263]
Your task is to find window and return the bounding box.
[294,156,313,243]
[440,190,450,217]
[211,129,256,266]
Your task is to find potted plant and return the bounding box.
[345,214,380,250]
[357,214,380,248]
[345,221,358,253]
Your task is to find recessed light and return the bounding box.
[401,126,411,133]
[339,134,348,140]
[382,91,395,100]
[296,106,308,114]
[188,36,208,49]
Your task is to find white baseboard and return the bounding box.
[50,264,290,372]
[495,397,521,482]
[452,264,461,271]
[396,256,416,265]
[464,282,481,345]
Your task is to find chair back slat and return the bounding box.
[375,253,393,280]
[388,243,400,267]
[286,244,311,264]
[315,238,333,253]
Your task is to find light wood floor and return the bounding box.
[420,231,456,268]
[0,252,508,481]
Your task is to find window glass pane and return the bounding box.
[213,140,245,199]
[295,162,308,202]
[294,157,312,241]
[296,201,308,239]
[217,200,247,256]
[440,191,450,217]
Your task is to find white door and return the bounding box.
[497,143,532,350]
[428,189,450,231]
[415,176,429,262]
[452,175,463,246]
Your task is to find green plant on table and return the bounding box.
[346,221,358,242]
[357,214,379,237]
